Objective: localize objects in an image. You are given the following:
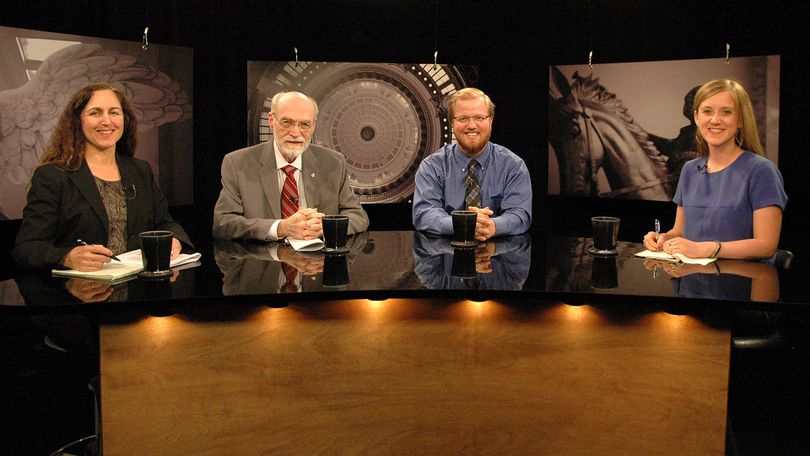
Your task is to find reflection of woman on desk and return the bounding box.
[12,83,192,272]
[644,259,779,302]
[642,80,787,260]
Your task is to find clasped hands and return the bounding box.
[278,208,324,240]
[467,206,497,241]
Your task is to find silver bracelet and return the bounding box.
[709,241,722,258]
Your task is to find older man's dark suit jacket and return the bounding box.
[12,155,192,270]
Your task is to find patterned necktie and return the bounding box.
[465,159,481,209]
[280,262,298,293]
[280,165,299,219]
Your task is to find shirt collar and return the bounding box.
[453,142,491,170]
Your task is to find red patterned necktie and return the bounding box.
[281,262,298,293]
[280,165,299,219]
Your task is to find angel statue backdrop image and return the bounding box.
[0,26,193,220]
[548,56,779,201]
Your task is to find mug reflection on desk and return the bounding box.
[591,256,618,289]
[322,254,349,287]
[451,248,476,279]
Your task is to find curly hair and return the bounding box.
[39,82,138,170]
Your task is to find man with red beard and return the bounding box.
[213,91,368,241]
[413,88,532,241]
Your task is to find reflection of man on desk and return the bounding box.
[412,231,531,290]
[213,241,323,295]
[213,234,368,295]
[643,259,779,302]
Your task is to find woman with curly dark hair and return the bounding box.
[12,82,192,271]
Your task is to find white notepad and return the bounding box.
[634,249,716,265]
[286,238,325,252]
[52,249,202,282]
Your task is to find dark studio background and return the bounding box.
[3,2,810,455]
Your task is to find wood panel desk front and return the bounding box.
[100,298,728,455]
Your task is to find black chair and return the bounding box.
[726,249,796,454]
[774,249,794,270]
[49,434,97,456]
[730,249,794,349]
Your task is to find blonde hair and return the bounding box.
[447,87,495,119]
[693,79,764,157]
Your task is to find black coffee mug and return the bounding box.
[322,215,350,254]
[451,210,478,248]
[138,230,173,278]
[590,216,620,256]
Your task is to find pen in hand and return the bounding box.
[77,239,121,261]
[653,219,661,278]
[654,219,661,242]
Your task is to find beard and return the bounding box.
[455,128,491,157]
[276,135,311,163]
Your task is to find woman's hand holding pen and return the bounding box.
[62,243,114,271]
[643,219,671,251]
[643,231,667,251]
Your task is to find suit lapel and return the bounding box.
[258,142,282,219]
[302,147,320,208]
[68,161,108,236]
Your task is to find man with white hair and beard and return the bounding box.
[213,91,369,241]
[413,88,532,241]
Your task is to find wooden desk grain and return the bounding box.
[100,299,729,455]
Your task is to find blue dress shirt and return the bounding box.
[412,142,532,236]
[412,231,532,290]
[673,150,787,242]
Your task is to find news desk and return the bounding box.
[3,231,809,455]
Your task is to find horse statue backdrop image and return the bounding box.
[548,66,685,201]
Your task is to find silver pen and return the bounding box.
[653,220,661,278]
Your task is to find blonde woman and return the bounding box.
[643,79,786,260]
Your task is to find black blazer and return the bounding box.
[12,155,193,270]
